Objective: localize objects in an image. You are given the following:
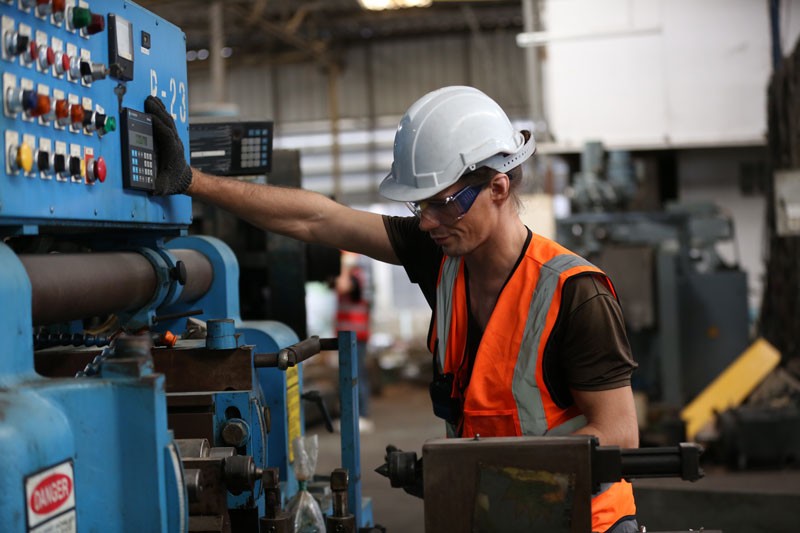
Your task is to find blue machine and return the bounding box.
[0,1,371,532]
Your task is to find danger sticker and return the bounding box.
[25,461,76,531]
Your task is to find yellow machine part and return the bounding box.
[681,337,781,440]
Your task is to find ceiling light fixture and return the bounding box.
[358,0,432,11]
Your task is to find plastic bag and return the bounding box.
[286,435,326,533]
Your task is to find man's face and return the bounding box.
[414,179,492,257]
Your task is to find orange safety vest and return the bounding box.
[428,233,636,533]
[336,266,370,342]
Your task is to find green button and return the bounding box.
[72,6,92,29]
[104,116,117,133]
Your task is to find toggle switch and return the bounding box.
[80,61,107,83]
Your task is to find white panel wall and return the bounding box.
[542,0,800,149]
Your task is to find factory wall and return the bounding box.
[542,0,800,149]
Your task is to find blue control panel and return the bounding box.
[0,0,191,231]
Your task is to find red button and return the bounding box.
[61,53,70,73]
[46,47,55,66]
[52,0,65,13]
[29,41,39,61]
[94,156,106,182]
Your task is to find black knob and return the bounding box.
[53,153,66,173]
[94,112,107,129]
[170,260,187,285]
[68,156,81,177]
[37,150,50,172]
[82,110,94,127]
[12,34,29,56]
[79,60,92,77]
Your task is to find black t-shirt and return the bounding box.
[382,215,637,408]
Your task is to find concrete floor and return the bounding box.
[311,382,800,533]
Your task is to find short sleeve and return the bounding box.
[542,274,638,407]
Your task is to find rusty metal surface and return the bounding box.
[154,346,254,392]
[184,457,231,533]
[34,350,98,377]
[422,436,594,533]
[21,252,158,326]
[20,249,212,326]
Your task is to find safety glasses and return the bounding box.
[406,182,486,224]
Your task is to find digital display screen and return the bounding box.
[115,17,133,61]
[132,132,152,149]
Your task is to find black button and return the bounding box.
[69,156,81,177]
[37,151,50,171]
[141,31,151,50]
[53,154,66,173]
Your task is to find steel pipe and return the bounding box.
[19,249,213,325]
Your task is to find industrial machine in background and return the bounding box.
[0,2,370,532]
[557,142,750,426]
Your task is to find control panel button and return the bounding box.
[69,103,85,128]
[31,93,51,118]
[4,32,30,58]
[52,0,66,23]
[54,51,68,76]
[87,155,106,183]
[55,98,69,125]
[38,45,55,70]
[36,0,53,17]
[36,149,52,174]
[68,155,81,177]
[53,153,66,174]
[68,55,82,80]
[86,13,105,35]
[69,6,91,30]
[22,40,39,64]
[9,143,34,174]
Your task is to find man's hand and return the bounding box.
[144,96,192,195]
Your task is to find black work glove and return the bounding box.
[144,95,193,195]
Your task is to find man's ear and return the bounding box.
[488,173,511,201]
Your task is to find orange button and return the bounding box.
[32,94,50,117]
[69,103,84,126]
[55,99,69,120]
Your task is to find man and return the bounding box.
[146,86,639,532]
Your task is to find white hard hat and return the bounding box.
[379,86,536,202]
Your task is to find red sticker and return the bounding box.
[29,473,72,515]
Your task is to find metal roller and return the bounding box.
[19,249,213,325]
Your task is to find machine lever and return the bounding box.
[254,336,338,370]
